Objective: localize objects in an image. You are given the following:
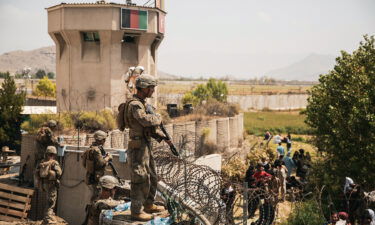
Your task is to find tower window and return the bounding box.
[83,32,100,42]
[121,33,139,63]
[123,35,136,43]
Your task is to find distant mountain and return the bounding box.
[0,46,181,79]
[265,53,336,81]
[0,46,56,74]
[158,70,180,80]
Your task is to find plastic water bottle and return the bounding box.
[115,202,131,211]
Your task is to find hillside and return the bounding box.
[158,70,180,80]
[265,53,336,81]
[0,46,179,80]
[0,46,56,74]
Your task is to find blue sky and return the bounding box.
[0,0,374,78]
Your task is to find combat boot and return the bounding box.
[131,212,153,221]
[144,204,165,213]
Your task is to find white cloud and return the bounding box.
[257,11,272,23]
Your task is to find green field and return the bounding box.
[244,111,312,136]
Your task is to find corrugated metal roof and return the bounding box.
[46,2,166,14]
[22,106,57,115]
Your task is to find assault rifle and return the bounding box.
[160,122,179,156]
[146,104,179,156]
[98,147,124,185]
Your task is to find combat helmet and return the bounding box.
[94,130,107,141]
[2,146,15,153]
[46,146,57,155]
[135,74,157,89]
[99,175,119,189]
[48,120,57,128]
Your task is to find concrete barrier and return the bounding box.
[56,146,130,225]
[20,134,37,184]
[173,122,186,150]
[238,113,244,146]
[194,154,222,171]
[216,118,230,151]
[195,120,209,153]
[185,121,196,154]
[111,129,124,149]
[207,119,218,145]
[229,117,239,148]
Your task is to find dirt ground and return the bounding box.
[0,216,67,225]
[275,201,293,224]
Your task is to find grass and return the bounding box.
[244,111,313,136]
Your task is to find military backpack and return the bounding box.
[116,99,137,131]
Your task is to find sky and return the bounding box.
[0,0,374,79]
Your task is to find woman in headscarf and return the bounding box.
[283,151,296,177]
[361,209,375,225]
[344,177,355,194]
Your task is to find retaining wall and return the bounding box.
[56,147,129,225]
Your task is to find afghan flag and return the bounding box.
[121,9,148,30]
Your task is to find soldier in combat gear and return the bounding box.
[87,175,125,225]
[123,74,170,221]
[36,120,59,167]
[82,130,112,202]
[35,146,62,224]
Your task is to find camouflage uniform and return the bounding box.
[35,120,59,166]
[124,75,166,216]
[35,146,62,224]
[87,176,124,225]
[82,130,111,202]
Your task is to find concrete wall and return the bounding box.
[56,147,130,225]
[26,97,56,106]
[194,154,222,171]
[158,93,309,110]
[19,135,130,224]
[20,134,38,184]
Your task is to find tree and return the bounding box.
[305,35,375,189]
[34,76,56,98]
[0,71,10,79]
[182,79,228,105]
[35,69,46,79]
[47,72,55,79]
[182,92,199,105]
[0,74,25,153]
[206,78,228,102]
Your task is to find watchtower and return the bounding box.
[47,1,166,111]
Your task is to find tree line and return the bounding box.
[0,69,55,79]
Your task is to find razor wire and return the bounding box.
[152,141,279,225]
[49,108,277,224]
